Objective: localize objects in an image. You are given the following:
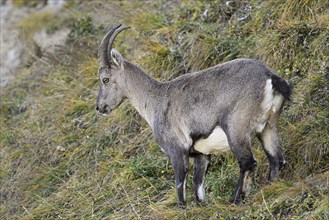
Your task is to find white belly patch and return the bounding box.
[193,126,230,155]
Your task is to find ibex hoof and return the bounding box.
[177,201,187,209]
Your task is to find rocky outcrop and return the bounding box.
[0,0,67,87]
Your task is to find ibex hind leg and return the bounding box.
[257,122,286,182]
[193,154,211,204]
[226,132,257,204]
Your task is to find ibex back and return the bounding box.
[96,24,292,207]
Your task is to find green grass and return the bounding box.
[1,0,328,219]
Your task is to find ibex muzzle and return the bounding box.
[95,24,292,208]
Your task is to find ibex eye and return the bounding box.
[102,78,109,84]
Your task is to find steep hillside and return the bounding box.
[1,0,328,219]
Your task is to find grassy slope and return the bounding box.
[1,0,328,219]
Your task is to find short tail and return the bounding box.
[271,74,293,101]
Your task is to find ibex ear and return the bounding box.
[110,49,124,69]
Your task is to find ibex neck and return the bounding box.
[124,61,163,126]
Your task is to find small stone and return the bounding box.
[56,146,66,152]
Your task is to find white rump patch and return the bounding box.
[256,79,273,132]
[256,79,284,133]
[194,126,230,155]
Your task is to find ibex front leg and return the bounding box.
[193,154,210,204]
[170,150,189,208]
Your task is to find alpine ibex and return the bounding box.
[96,24,292,207]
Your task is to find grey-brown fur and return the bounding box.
[96,24,292,207]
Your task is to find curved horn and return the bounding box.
[98,24,122,67]
[107,26,130,60]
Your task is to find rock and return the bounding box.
[33,28,70,53]
[56,146,66,152]
[0,0,67,87]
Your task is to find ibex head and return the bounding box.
[96,24,130,114]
